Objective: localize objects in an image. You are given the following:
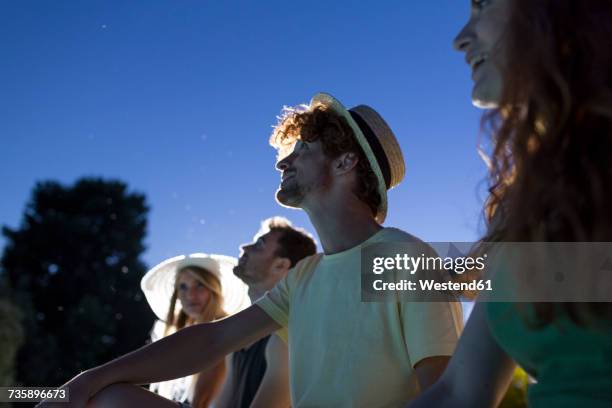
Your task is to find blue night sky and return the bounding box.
[1,1,487,268]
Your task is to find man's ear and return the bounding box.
[272,257,292,274]
[334,152,359,175]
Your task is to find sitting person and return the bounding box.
[142,253,249,408]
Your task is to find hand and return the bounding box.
[36,369,99,408]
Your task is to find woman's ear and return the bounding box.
[334,152,359,175]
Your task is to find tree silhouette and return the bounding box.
[1,178,155,387]
[0,296,24,387]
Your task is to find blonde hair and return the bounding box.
[163,265,226,336]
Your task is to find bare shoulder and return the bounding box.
[267,333,288,352]
[265,333,288,363]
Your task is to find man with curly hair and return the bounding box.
[40,93,462,408]
[254,93,463,406]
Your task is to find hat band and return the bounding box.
[349,110,392,189]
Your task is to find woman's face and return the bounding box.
[176,269,211,319]
[453,0,512,108]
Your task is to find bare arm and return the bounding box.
[413,356,450,391]
[407,302,516,408]
[192,359,227,408]
[94,306,277,387]
[250,334,291,408]
[38,305,279,407]
[209,354,235,408]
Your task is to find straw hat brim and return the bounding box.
[140,253,250,321]
[310,93,389,223]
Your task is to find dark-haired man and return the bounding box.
[214,217,315,408]
[41,93,462,408]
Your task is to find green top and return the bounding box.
[486,302,612,407]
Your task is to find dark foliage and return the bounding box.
[1,178,155,386]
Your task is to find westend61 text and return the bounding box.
[373,279,493,292]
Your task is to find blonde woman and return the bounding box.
[138,254,249,408]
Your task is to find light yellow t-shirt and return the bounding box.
[255,227,463,408]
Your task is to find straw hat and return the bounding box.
[310,93,405,223]
[141,253,250,321]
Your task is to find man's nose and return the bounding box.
[453,22,474,52]
[276,151,294,171]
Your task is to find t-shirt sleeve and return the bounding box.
[255,269,293,328]
[400,300,463,367]
[388,235,464,366]
[275,327,289,343]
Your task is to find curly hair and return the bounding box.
[270,104,381,217]
[482,0,612,325]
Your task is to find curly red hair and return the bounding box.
[482,0,612,325]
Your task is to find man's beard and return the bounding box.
[233,264,248,281]
[275,183,305,209]
[233,264,259,285]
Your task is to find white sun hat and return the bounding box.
[141,253,250,321]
